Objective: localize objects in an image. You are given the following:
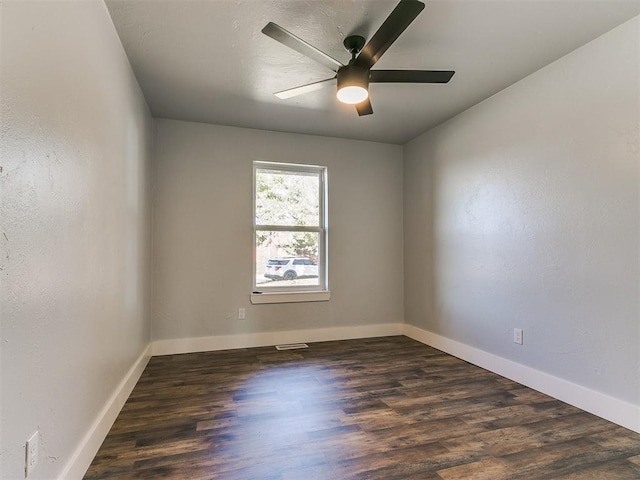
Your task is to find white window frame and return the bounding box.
[251,161,329,304]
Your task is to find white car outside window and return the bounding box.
[264,257,318,281]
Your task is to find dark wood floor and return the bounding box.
[85,336,640,479]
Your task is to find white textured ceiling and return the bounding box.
[106,0,640,144]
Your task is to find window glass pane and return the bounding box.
[255,169,320,227]
[256,230,320,288]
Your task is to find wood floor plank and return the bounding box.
[550,458,640,480]
[84,336,640,480]
[437,457,513,480]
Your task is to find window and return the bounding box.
[252,161,328,303]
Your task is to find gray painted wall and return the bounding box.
[403,17,639,405]
[152,119,404,340]
[0,2,153,478]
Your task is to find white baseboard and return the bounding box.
[58,344,152,480]
[403,324,640,434]
[151,323,404,356]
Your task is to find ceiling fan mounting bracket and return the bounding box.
[343,35,366,55]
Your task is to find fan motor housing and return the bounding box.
[337,65,370,91]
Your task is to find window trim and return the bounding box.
[252,161,329,300]
[250,290,331,305]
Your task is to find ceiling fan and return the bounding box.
[262,0,455,116]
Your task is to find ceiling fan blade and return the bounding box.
[370,70,455,83]
[355,97,373,116]
[274,77,336,100]
[262,22,344,72]
[354,0,425,70]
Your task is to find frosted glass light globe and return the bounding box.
[336,85,368,104]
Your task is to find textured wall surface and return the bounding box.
[403,17,639,405]
[152,119,403,340]
[0,2,153,478]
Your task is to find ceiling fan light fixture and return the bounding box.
[337,85,368,104]
[336,66,369,105]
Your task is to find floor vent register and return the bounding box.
[275,343,309,351]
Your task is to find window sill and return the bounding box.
[250,291,331,305]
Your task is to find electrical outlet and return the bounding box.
[238,308,245,320]
[25,430,39,477]
[513,328,523,345]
